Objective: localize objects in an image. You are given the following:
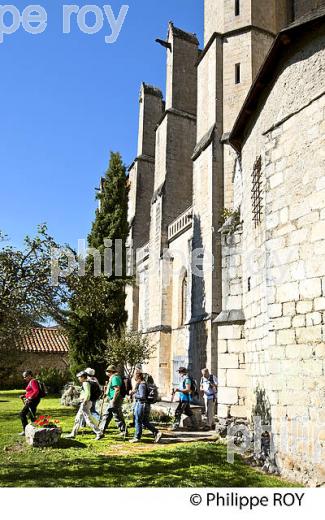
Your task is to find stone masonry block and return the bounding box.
[227,369,248,388]
[227,339,246,353]
[270,317,292,330]
[306,312,322,326]
[230,405,248,418]
[303,355,324,375]
[218,325,243,340]
[268,304,282,318]
[217,369,227,386]
[285,374,304,389]
[218,354,239,369]
[218,386,239,405]
[299,279,322,299]
[315,344,325,357]
[311,222,325,242]
[279,390,309,406]
[296,326,323,344]
[296,301,313,314]
[283,302,296,316]
[277,282,299,303]
[292,315,306,328]
[217,404,229,418]
[277,329,296,345]
[272,346,286,360]
[315,297,325,311]
[218,340,228,353]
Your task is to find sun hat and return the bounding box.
[106,365,117,373]
[77,371,88,378]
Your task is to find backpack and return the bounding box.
[120,376,132,398]
[36,380,47,399]
[184,376,199,398]
[88,380,102,401]
[145,382,159,404]
[143,373,154,385]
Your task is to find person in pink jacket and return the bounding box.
[19,370,41,435]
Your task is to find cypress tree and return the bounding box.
[68,152,129,381]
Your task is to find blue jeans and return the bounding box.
[134,402,158,440]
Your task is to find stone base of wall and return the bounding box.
[217,416,325,487]
[275,452,325,487]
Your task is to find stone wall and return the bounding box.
[0,352,69,389]
[239,28,325,485]
[204,0,288,46]
[146,22,199,392]
[294,0,325,19]
[165,23,199,115]
[137,83,164,158]
[197,39,219,141]
[126,84,163,331]
[215,230,248,418]
[169,227,193,388]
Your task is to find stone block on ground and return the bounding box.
[179,406,202,429]
[25,424,62,447]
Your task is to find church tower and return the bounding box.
[190,0,290,387]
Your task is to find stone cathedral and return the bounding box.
[125,1,325,484]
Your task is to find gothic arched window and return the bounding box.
[181,272,188,326]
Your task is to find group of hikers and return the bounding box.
[19,365,218,443]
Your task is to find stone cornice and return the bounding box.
[188,313,219,324]
[214,310,245,325]
[157,107,196,128]
[146,325,172,334]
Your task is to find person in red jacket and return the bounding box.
[18,370,41,435]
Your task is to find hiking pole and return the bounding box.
[24,398,35,422]
[167,388,176,418]
[99,383,108,422]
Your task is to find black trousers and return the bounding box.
[175,401,193,421]
[20,399,39,430]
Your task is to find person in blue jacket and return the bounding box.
[129,372,162,443]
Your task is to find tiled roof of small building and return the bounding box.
[20,327,69,354]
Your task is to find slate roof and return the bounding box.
[20,327,69,354]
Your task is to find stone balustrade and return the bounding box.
[167,206,193,242]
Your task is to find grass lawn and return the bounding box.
[0,391,298,488]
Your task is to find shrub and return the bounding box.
[37,367,71,395]
[149,409,173,424]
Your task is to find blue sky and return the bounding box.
[0,0,203,249]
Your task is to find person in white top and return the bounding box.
[200,368,218,429]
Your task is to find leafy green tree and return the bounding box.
[67,152,130,381]
[105,330,155,378]
[0,225,71,377]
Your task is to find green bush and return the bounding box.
[38,367,71,395]
[150,409,173,424]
